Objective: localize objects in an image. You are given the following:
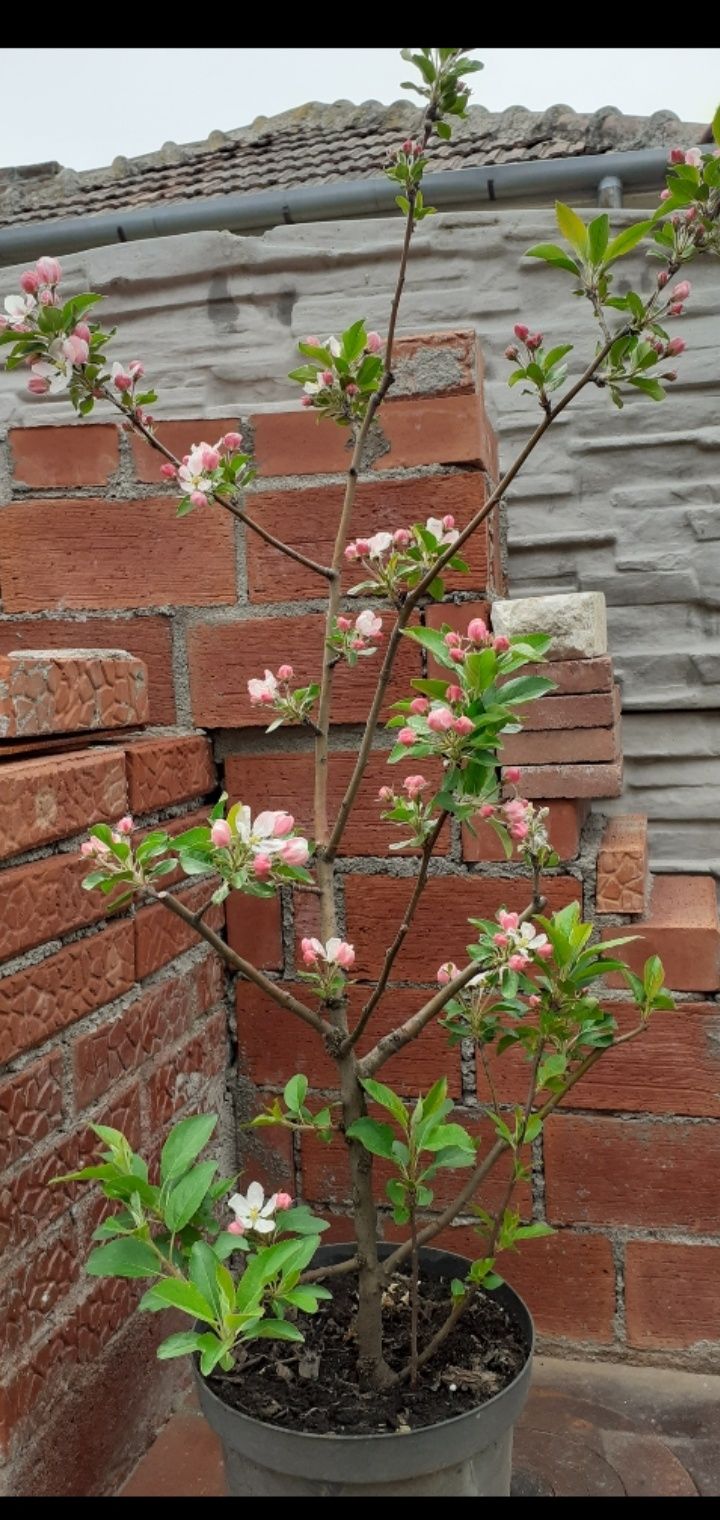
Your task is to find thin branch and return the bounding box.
[149,887,330,1037]
[342,812,447,1053]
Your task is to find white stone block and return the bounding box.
[491,592,608,660]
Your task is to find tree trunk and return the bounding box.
[338,1047,394,1388]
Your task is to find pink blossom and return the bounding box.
[332,940,356,970]
[437,961,460,986]
[378,785,394,803]
[336,615,352,632]
[80,840,95,857]
[528,994,541,1008]
[450,647,465,663]
[190,490,207,509]
[199,443,220,471]
[304,335,319,347]
[672,281,692,301]
[350,637,364,651]
[366,331,383,354]
[28,376,49,395]
[403,774,428,800]
[20,271,40,298]
[508,953,529,972]
[227,1220,245,1236]
[446,685,463,703]
[393,528,411,548]
[657,270,670,288]
[444,631,461,647]
[223,432,243,451]
[402,139,414,154]
[479,804,495,819]
[526,333,543,351]
[684,148,702,168]
[497,910,520,932]
[344,545,359,562]
[128,360,145,380]
[493,635,510,653]
[301,395,313,407]
[253,854,273,879]
[493,933,510,948]
[113,371,132,392]
[36,256,61,285]
[38,288,56,307]
[277,665,294,682]
[280,837,310,866]
[355,539,371,557]
[668,148,685,165]
[659,189,671,202]
[666,337,686,356]
[355,609,382,639]
[62,335,89,366]
[537,942,554,960]
[398,727,417,746]
[504,766,522,784]
[346,383,358,397]
[409,697,429,715]
[272,812,294,837]
[442,515,455,532]
[211,819,232,848]
[514,323,530,341]
[427,706,454,733]
[509,822,529,841]
[505,345,519,361]
[116,816,134,836]
[668,302,684,316]
[275,1192,293,1210]
[453,715,474,736]
[321,369,334,385]
[160,462,177,479]
[467,617,488,644]
[301,937,321,966]
[248,670,279,706]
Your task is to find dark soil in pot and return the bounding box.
[207,1267,527,1437]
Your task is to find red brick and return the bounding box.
[0,1053,63,1169]
[253,408,353,476]
[236,982,462,1097]
[134,881,224,980]
[186,613,420,728]
[223,750,447,858]
[596,814,648,914]
[602,874,719,992]
[463,799,588,863]
[130,419,240,483]
[9,424,119,488]
[72,969,199,1109]
[0,616,176,725]
[392,330,482,398]
[625,1241,720,1349]
[226,892,283,971]
[442,1225,616,1344]
[194,949,227,1014]
[124,734,215,813]
[544,1114,720,1232]
[238,1121,296,1199]
[0,748,127,861]
[0,1232,81,1358]
[501,722,620,766]
[377,395,496,474]
[425,600,491,680]
[301,1113,531,1216]
[0,649,148,737]
[0,922,135,1062]
[0,854,130,967]
[340,873,582,981]
[510,689,618,732]
[0,497,236,612]
[147,1007,227,1127]
[506,759,623,800]
[516,657,613,696]
[246,474,494,603]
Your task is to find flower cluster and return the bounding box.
[327,609,383,665]
[227,1182,293,1237]
[491,909,553,973]
[504,324,573,410]
[247,664,320,733]
[80,814,134,858]
[377,773,440,849]
[209,804,311,888]
[477,792,554,867]
[345,515,465,601]
[300,936,356,1002]
[160,431,252,516]
[289,320,384,425]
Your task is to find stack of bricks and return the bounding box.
[0,654,230,1497]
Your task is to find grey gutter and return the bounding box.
[0,147,669,265]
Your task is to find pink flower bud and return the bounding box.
[403,774,428,800]
[28,376,49,395]
[663,370,678,382]
[344,544,359,562]
[301,937,319,966]
[80,840,95,857]
[509,822,529,841]
[505,345,519,361]
[253,853,273,879]
[270,812,293,838]
[336,616,352,632]
[514,323,530,341]
[227,1220,245,1236]
[190,490,208,509]
[304,336,319,348]
[224,432,243,451]
[20,270,40,296]
[444,631,462,647]
[508,953,529,972]
[393,528,411,547]
[446,685,463,703]
[35,255,61,285]
[497,910,520,931]
[128,360,144,380]
[427,706,454,733]
[277,665,294,682]
[504,767,522,784]
[398,727,417,746]
[350,636,364,650]
[114,372,132,392]
[526,333,543,351]
[280,837,310,866]
[378,785,394,803]
[321,370,334,386]
[467,617,488,644]
[160,462,177,479]
[346,383,358,397]
[275,1192,293,1210]
[493,635,510,653]
[437,961,459,986]
[402,139,414,154]
[666,337,686,356]
[116,816,134,836]
[409,697,429,715]
[38,288,55,307]
[493,933,510,949]
[537,942,554,959]
[672,281,691,301]
[479,804,495,819]
[657,270,670,288]
[199,444,220,470]
[62,335,89,366]
[668,302,684,316]
[450,647,465,663]
[453,714,474,736]
[211,819,232,848]
[334,941,356,970]
[365,331,383,354]
[660,189,671,201]
[684,148,702,168]
[301,395,314,407]
[442,515,455,532]
[355,540,371,557]
[528,994,541,1008]
[669,148,686,165]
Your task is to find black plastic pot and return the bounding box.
[195,1241,534,1496]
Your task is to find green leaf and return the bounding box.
[277,1205,329,1236]
[422,1123,476,1154]
[283,1073,308,1114]
[360,1077,408,1129]
[712,105,720,149]
[156,1330,210,1360]
[165,1160,217,1232]
[139,1277,218,1325]
[342,319,367,363]
[86,1238,160,1279]
[402,625,457,670]
[345,1117,397,1160]
[543,344,573,370]
[604,219,653,264]
[436,120,452,141]
[160,1114,217,1183]
[252,1319,304,1342]
[643,954,666,1000]
[587,213,609,263]
[513,1221,555,1241]
[555,201,588,255]
[498,674,556,706]
[235,1238,313,1313]
[628,376,665,402]
[281,1285,331,1312]
[189,1239,223,1315]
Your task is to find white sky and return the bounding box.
[4,49,718,173]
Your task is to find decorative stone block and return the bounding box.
[0,649,148,738]
[492,592,607,660]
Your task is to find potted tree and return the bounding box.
[3,47,718,1498]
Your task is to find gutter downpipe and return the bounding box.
[0,147,669,266]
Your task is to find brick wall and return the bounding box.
[1,330,719,1495]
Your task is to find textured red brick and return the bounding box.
[515,656,613,695]
[602,874,719,992]
[226,892,283,971]
[0,854,130,966]
[463,799,588,863]
[253,409,353,476]
[625,1241,720,1349]
[339,873,582,981]
[506,759,623,800]
[236,981,462,1097]
[72,969,199,1109]
[0,497,236,611]
[134,881,224,980]
[246,474,493,602]
[124,734,216,813]
[544,1115,720,1232]
[130,419,240,482]
[510,689,618,731]
[596,814,648,913]
[186,613,420,728]
[0,616,176,725]
[0,748,127,861]
[0,1053,64,1170]
[238,1122,296,1199]
[501,722,620,765]
[0,1232,81,1357]
[0,922,135,1062]
[443,1225,616,1344]
[147,1008,227,1128]
[376,394,497,474]
[391,329,482,397]
[9,425,119,488]
[224,750,446,858]
[0,650,148,737]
